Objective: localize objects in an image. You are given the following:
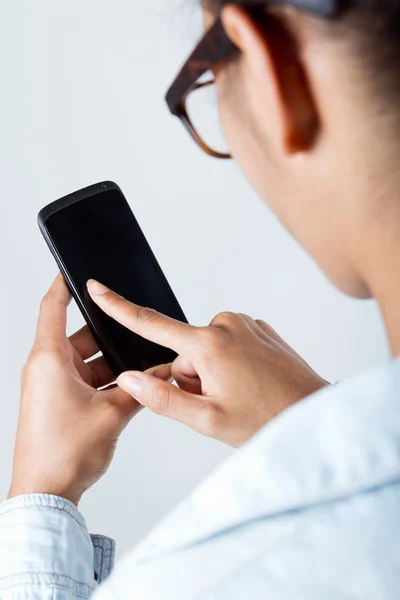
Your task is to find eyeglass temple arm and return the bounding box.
[165,0,343,116]
[165,19,234,116]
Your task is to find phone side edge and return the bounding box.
[38,181,121,225]
[37,218,122,376]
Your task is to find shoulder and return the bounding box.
[100,478,400,599]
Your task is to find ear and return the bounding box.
[221,4,319,154]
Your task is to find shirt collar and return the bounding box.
[136,359,400,561]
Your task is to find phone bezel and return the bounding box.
[38,181,187,376]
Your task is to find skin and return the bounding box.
[9,4,400,502]
[8,275,172,505]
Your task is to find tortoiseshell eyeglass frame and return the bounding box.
[165,0,344,159]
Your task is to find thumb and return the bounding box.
[117,371,220,437]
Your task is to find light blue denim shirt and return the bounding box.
[2,359,400,599]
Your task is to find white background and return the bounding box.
[0,0,388,556]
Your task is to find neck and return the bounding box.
[358,205,400,358]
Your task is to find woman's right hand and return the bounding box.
[88,280,328,448]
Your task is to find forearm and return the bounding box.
[0,494,114,599]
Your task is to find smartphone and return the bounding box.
[38,181,187,377]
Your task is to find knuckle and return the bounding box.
[40,293,51,310]
[25,349,42,371]
[149,383,171,415]
[198,326,225,349]
[41,289,62,305]
[255,319,267,327]
[238,313,252,322]
[213,311,240,328]
[20,361,29,383]
[256,319,276,334]
[26,348,62,374]
[135,306,159,325]
[105,291,123,308]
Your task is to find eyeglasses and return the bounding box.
[165,0,343,159]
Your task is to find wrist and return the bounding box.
[8,480,82,506]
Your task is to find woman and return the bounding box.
[2,0,400,597]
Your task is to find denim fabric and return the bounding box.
[2,360,400,599]
[0,494,114,598]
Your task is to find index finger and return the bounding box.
[36,273,72,349]
[87,279,196,354]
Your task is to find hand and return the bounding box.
[88,280,328,448]
[8,275,170,505]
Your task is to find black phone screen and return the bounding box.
[42,186,187,376]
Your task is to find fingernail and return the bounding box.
[118,372,143,399]
[87,279,110,295]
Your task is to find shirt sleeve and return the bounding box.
[0,494,115,599]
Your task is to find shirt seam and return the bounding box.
[1,582,90,599]
[0,572,95,592]
[0,505,87,531]
[92,544,105,579]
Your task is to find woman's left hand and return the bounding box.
[8,275,170,505]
